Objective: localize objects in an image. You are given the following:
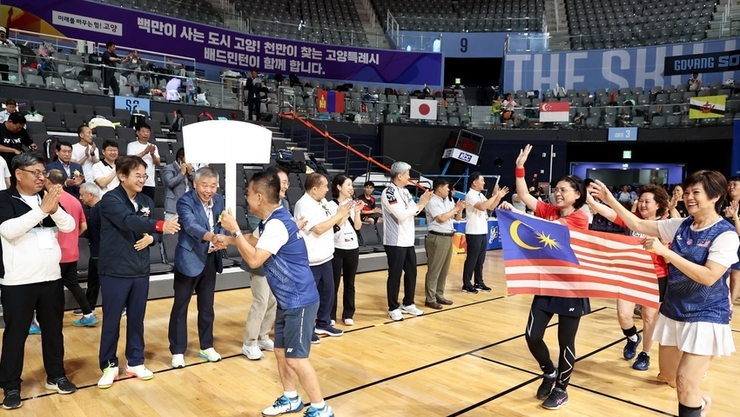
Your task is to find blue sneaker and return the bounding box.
[73,315,99,327]
[303,404,334,417]
[632,351,650,371]
[262,395,303,416]
[29,324,41,335]
[623,333,642,360]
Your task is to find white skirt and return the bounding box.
[652,313,735,357]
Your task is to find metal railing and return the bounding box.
[386,11,401,49]
[247,17,379,48]
[361,0,378,29]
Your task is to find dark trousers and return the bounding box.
[310,260,334,328]
[168,253,217,354]
[86,257,100,309]
[462,234,487,288]
[103,72,120,96]
[384,245,417,311]
[525,305,581,390]
[99,275,149,370]
[61,261,92,315]
[141,186,155,201]
[0,280,66,390]
[247,98,260,121]
[331,248,359,321]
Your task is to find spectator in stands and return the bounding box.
[0,152,78,409]
[101,41,121,96]
[161,148,193,220]
[96,155,180,389]
[46,169,98,327]
[0,99,17,124]
[121,50,145,78]
[382,161,433,321]
[432,36,441,53]
[126,123,160,201]
[424,178,465,310]
[221,171,334,417]
[0,152,9,190]
[71,125,99,184]
[0,28,14,82]
[245,70,261,121]
[46,141,84,200]
[687,72,703,92]
[358,181,382,224]
[168,167,227,368]
[462,173,508,294]
[79,182,102,315]
[0,113,36,169]
[92,140,119,195]
[294,173,350,339]
[490,95,501,127]
[241,166,291,360]
[616,184,633,207]
[501,93,520,126]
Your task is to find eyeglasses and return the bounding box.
[281,181,290,186]
[552,187,574,194]
[129,174,149,181]
[20,169,47,178]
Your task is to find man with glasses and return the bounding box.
[0,152,78,409]
[0,113,35,169]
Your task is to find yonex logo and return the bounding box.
[287,348,294,353]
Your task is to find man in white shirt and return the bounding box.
[462,172,507,293]
[71,125,99,183]
[381,161,432,321]
[0,156,9,190]
[126,123,160,200]
[0,99,17,124]
[293,173,350,339]
[92,140,119,195]
[432,36,441,53]
[424,178,465,310]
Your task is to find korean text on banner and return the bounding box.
[689,95,726,119]
[410,98,438,120]
[538,102,570,122]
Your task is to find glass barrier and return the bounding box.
[0,45,23,85]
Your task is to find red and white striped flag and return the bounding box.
[539,102,570,122]
[498,210,660,308]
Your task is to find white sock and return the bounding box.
[642,351,650,356]
[284,390,298,399]
[628,334,638,342]
[83,313,94,319]
[311,401,326,410]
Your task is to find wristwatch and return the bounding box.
[232,230,243,238]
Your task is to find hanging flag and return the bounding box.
[539,102,570,122]
[316,90,345,113]
[689,95,726,119]
[410,98,438,120]
[497,209,660,309]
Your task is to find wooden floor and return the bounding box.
[7,251,740,416]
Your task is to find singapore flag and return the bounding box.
[410,98,438,120]
[539,102,570,122]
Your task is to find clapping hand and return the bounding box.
[496,185,510,199]
[419,190,434,205]
[353,200,366,214]
[454,199,467,212]
[134,233,154,251]
[725,200,739,220]
[163,214,181,234]
[40,184,62,214]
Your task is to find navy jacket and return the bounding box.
[98,185,161,278]
[86,204,101,258]
[46,159,85,200]
[175,190,224,277]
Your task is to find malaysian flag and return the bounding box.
[497,209,660,309]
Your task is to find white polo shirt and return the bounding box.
[465,189,489,235]
[293,193,335,265]
[126,140,159,187]
[92,160,119,195]
[71,142,99,183]
[326,199,359,250]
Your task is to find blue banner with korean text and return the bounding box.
[1,0,443,85]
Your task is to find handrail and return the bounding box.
[279,111,427,191]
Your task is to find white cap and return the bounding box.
[0,27,6,33]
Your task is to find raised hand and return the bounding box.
[515,144,533,167]
[455,199,467,212]
[725,200,739,220]
[419,190,434,205]
[590,180,616,204]
[40,184,61,214]
[163,214,181,234]
[134,233,154,251]
[353,200,366,214]
[497,186,510,198]
[220,209,239,233]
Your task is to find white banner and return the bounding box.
[52,11,123,36]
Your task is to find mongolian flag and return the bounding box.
[497,209,660,308]
[689,95,726,119]
[316,90,345,113]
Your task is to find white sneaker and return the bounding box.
[258,338,275,352]
[344,318,354,326]
[198,347,222,362]
[242,344,264,360]
[97,365,119,389]
[171,354,185,368]
[125,364,154,380]
[401,304,424,316]
[388,308,403,321]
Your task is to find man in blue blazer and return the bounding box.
[167,166,229,368]
[46,141,84,200]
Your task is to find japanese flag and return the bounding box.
[410,99,438,120]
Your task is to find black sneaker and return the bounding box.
[474,283,492,292]
[311,333,321,344]
[632,351,650,371]
[461,286,478,294]
[45,376,77,394]
[541,387,569,410]
[2,389,21,409]
[536,371,558,400]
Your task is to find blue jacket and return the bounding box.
[161,161,192,214]
[98,185,161,278]
[175,189,224,277]
[46,159,85,200]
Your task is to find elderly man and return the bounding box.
[168,167,228,368]
[382,161,432,321]
[293,173,350,340]
[161,148,193,220]
[0,113,36,169]
[78,182,102,314]
[0,152,78,409]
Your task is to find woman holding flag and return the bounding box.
[508,144,590,410]
[586,184,671,371]
[591,171,738,417]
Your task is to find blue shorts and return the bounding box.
[274,301,319,359]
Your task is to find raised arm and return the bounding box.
[590,180,660,237]
[585,193,617,222]
[514,144,539,211]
